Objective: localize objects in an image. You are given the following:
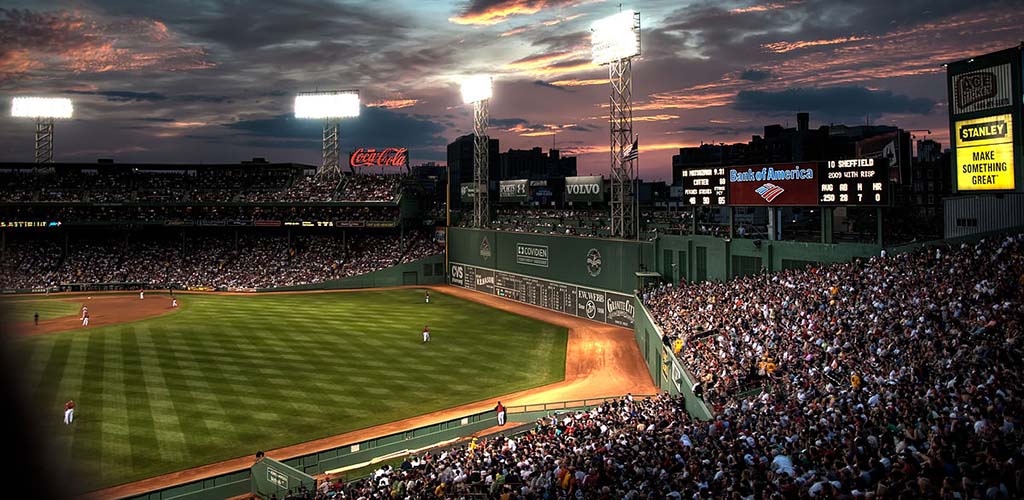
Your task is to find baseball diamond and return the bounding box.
[4,289,569,491]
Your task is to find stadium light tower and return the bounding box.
[461,75,492,228]
[11,97,74,164]
[294,90,360,179]
[591,10,640,239]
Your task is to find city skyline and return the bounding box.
[0,0,1021,180]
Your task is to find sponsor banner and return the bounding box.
[499,179,529,202]
[0,220,62,228]
[460,183,476,203]
[727,163,819,206]
[951,63,1014,116]
[576,287,607,323]
[955,113,1016,191]
[365,221,397,228]
[335,220,365,228]
[818,158,890,206]
[529,180,548,187]
[679,167,727,206]
[565,175,604,202]
[349,147,408,168]
[855,131,910,183]
[450,263,466,287]
[515,243,549,267]
[254,220,282,227]
[605,292,635,328]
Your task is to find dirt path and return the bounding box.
[62,285,656,499]
[9,294,178,336]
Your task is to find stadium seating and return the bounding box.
[333,233,1023,499]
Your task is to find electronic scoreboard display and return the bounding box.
[818,158,890,206]
[679,167,727,206]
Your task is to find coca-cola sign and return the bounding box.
[350,147,408,167]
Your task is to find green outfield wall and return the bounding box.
[653,234,881,284]
[447,228,655,294]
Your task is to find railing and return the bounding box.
[505,395,656,415]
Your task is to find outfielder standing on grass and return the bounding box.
[63,400,75,425]
[425,289,430,304]
[422,325,430,343]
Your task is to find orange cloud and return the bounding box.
[450,0,550,26]
[762,36,869,54]
[549,78,608,87]
[633,114,681,122]
[730,1,801,14]
[368,99,418,109]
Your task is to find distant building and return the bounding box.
[446,134,499,205]
[671,113,908,184]
[498,147,576,181]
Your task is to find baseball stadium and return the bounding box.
[2,5,1024,500]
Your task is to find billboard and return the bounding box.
[951,63,1014,116]
[727,163,818,206]
[855,131,911,183]
[565,175,604,202]
[818,158,890,206]
[954,113,1016,190]
[499,179,528,202]
[350,147,408,168]
[460,182,476,203]
[678,167,727,206]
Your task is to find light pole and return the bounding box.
[460,75,493,228]
[11,97,74,164]
[294,91,360,180]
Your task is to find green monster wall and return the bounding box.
[446,228,654,294]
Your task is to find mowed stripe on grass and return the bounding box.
[6,289,568,491]
[4,297,82,322]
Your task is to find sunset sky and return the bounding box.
[0,0,1021,180]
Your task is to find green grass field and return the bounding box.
[5,297,82,322]
[3,289,567,491]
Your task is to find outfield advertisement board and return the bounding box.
[565,176,604,202]
[450,261,634,328]
[954,113,1016,191]
[515,243,549,267]
[951,63,1014,116]
[726,163,818,206]
[499,179,529,202]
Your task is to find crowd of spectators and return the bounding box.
[1,230,441,290]
[0,205,400,225]
[318,233,1024,500]
[338,174,405,202]
[0,169,402,204]
[631,233,1023,497]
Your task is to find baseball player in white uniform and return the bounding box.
[64,400,75,424]
[425,290,430,303]
[81,310,89,326]
[422,325,430,343]
[171,298,178,308]
[139,288,145,300]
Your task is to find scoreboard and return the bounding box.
[818,158,889,206]
[449,262,635,328]
[676,160,890,207]
[679,167,727,206]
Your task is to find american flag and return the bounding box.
[621,137,638,161]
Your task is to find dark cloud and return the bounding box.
[491,118,529,128]
[225,106,446,150]
[733,86,936,117]
[64,90,167,102]
[532,80,571,91]
[739,69,771,82]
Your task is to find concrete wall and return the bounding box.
[265,254,445,291]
